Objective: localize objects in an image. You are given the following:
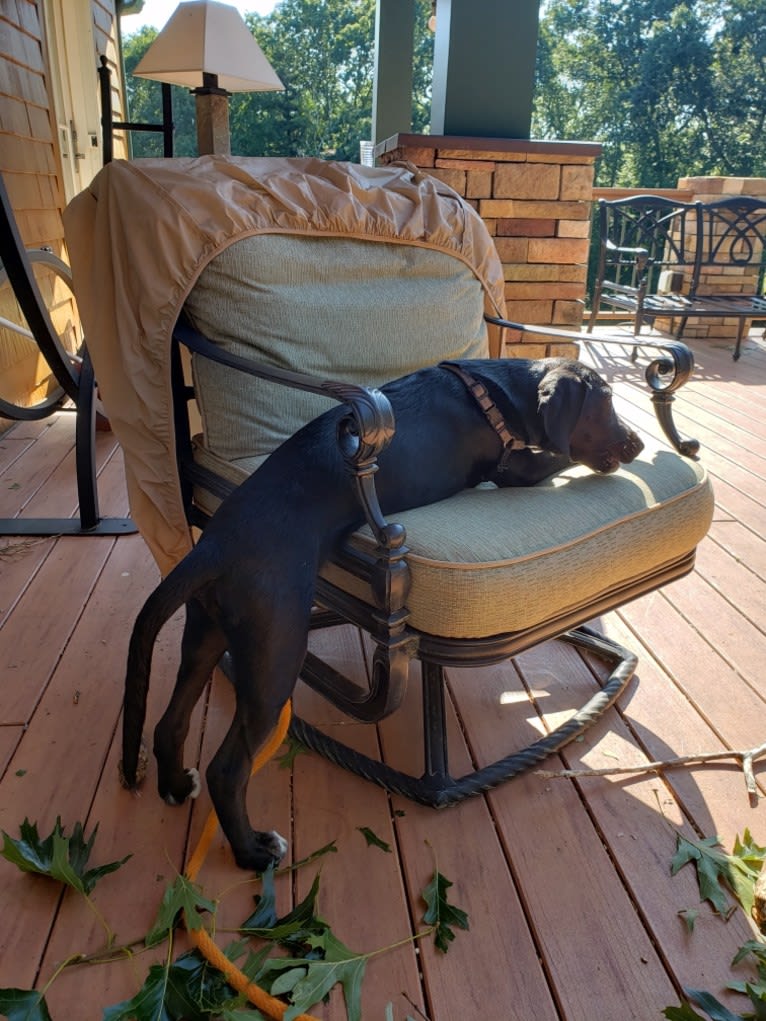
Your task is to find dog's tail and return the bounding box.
[121,549,219,788]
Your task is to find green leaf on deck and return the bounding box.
[257,929,367,1021]
[663,1006,710,1021]
[244,864,279,930]
[680,987,752,1021]
[671,832,759,918]
[678,908,699,933]
[733,940,766,968]
[0,817,130,895]
[422,869,469,953]
[732,829,766,874]
[275,736,308,770]
[240,867,367,1020]
[665,980,766,1021]
[241,870,325,948]
[145,874,217,947]
[103,950,245,1021]
[357,826,392,853]
[102,964,174,1021]
[0,988,53,1021]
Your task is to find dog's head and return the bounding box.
[538,361,644,474]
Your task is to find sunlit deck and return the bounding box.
[1,326,765,1021]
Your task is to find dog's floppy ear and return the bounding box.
[537,365,588,456]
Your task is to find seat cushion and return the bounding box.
[193,437,714,639]
[184,234,490,462]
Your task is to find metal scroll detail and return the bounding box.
[328,382,410,599]
[642,340,700,457]
[324,381,406,554]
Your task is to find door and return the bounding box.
[44,0,104,201]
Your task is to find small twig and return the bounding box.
[401,992,432,1020]
[536,741,766,795]
[0,537,46,560]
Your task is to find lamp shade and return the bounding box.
[133,0,284,93]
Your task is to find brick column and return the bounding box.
[673,175,766,342]
[376,133,602,357]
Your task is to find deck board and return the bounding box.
[1,329,765,1020]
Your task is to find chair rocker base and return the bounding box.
[291,624,638,807]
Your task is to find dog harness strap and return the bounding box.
[439,361,527,453]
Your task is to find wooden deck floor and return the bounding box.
[1,327,765,1021]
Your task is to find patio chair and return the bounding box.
[0,172,135,536]
[64,156,714,806]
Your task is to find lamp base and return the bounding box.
[194,90,231,156]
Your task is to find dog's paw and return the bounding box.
[186,767,202,799]
[234,829,288,872]
[162,767,201,806]
[268,830,289,860]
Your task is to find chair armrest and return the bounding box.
[486,316,700,458]
[173,317,403,550]
[603,240,652,288]
[605,238,651,264]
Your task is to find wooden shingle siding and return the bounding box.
[1,0,122,411]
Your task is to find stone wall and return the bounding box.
[376,134,602,358]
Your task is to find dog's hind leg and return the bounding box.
[154,597,227,806]
[207,593,310,871]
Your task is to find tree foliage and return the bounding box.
[121,0,765,187]
[121,0,433,162]
[533,0,766,187]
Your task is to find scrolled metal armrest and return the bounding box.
[642,339,694,396]
[323,382,403,551]
[639,340,700,457]
[486,316,700,458]
[173,317,401,545]
[323,381,395,469]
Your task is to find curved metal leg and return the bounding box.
[0,345,137,536]
[289,625,638,807]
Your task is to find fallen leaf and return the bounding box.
[0,988,53,1021]
[357,826,392,853]
[0,817,130,895]
[145,874,217,946]
[422,870,469,953]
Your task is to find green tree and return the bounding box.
[701,0,766,176]
[533,0,766,188]
[121,26,197,157]
[121,0,433,161]
[234,0,377,159]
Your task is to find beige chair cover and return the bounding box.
[63,156,507,574]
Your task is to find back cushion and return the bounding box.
[183,233,490,466]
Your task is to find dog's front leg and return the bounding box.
[154,598,227,805]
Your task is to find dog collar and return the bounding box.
[439,361,528,466]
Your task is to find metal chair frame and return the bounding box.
[171,315,700,806]
[0,173,135,536]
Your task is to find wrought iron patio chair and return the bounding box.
[64,156,714,806]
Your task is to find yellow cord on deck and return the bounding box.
[184,700,320,1021]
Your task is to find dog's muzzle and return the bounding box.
[586,429,644,474]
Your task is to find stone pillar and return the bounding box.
[376,133,602,357]
[672,175,766,342]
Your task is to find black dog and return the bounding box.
[120,358,643,870]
